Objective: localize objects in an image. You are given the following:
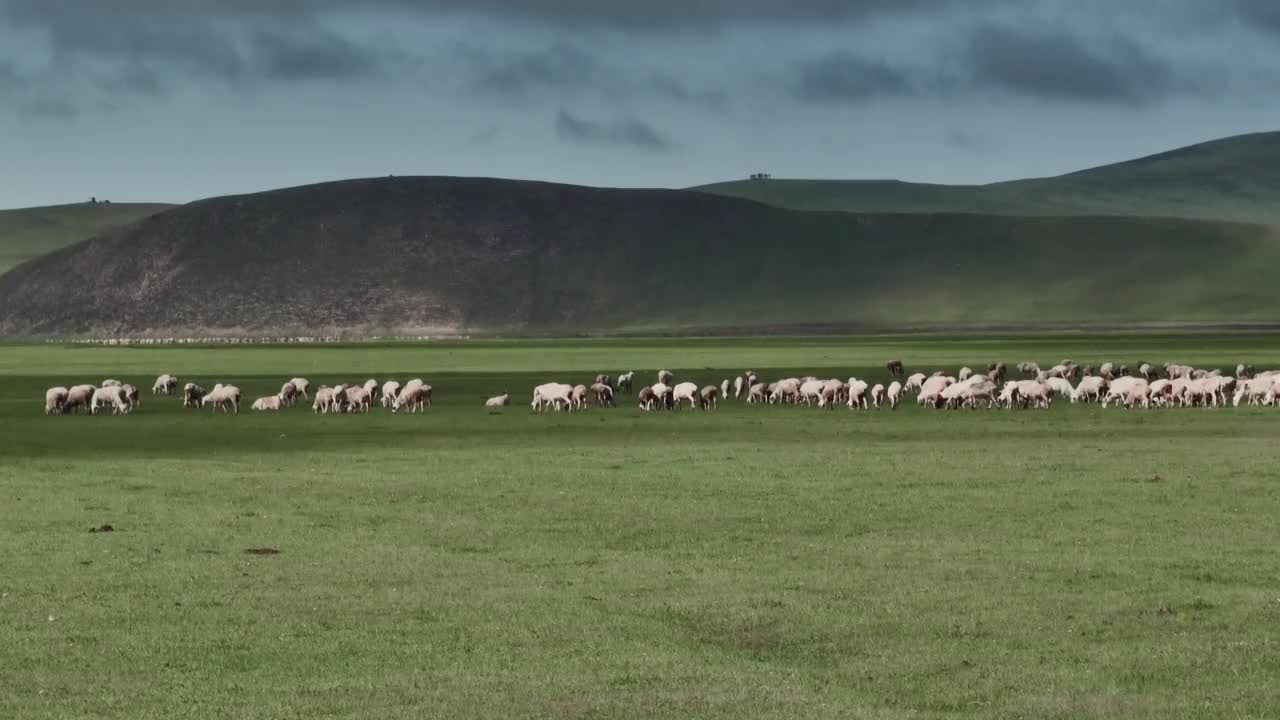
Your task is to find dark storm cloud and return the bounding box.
[0,0,972,30]
[554,109,673,151]
[793,52,916,102]
[251,29,388,80]
[465,44,726,108]
[964,23,1176,104]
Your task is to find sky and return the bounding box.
[1,0,1279,208]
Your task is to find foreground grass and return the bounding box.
[3,335,1280,719]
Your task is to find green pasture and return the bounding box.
[2,335,1279,719]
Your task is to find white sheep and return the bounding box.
[201,385,241,414]
[870,384,886,409]
[531,383,573,413]
[847,379,870,410]
[289,378,311,399]
[485,393,510,408]
[657,370,674,386]
[152,374,177,395]
[672,382,700,410]
[45,386,69,415]
[381,381,402,408]
[887,381,902,410]
[91,385,130,415]
[252,396,283,411]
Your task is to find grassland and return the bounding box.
[3,334,1280,719]
[699,131,1280,224]
[0,202,173,275]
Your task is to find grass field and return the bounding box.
[4,334,1280,719]
[0,202,174,275]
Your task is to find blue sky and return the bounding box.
[2,0,1278,207]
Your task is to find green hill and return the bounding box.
[0,177,1276,336]
[697,132,1280,224]
[0,202,175,275]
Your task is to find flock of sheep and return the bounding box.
[40,359,1280,417]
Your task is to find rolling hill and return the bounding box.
[0,202,175,275]
[697,132,1280,224]
[0,176,1277,337]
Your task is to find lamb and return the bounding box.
[887,381,902,410]
[278,381,299,407]
[870,384,886,410]
[672,382,700,410]
[252,396,283,411]
[699,385,719,410]
[571,384,590,411]
[485,393,510,408]
[381,381,402,408]
[289,378,311,399]
[45,386,69,415]
[183,383,206,408]
[201,384,241,414]
[590,383,616,408]
[91,385,131,415]
[618,372,634,394]
[152,374,177,395]
[885,359,905,378]
[657,370,674,386]
[903,373,927,394]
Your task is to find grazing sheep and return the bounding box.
[618,372,634,394]
[733,375,745,399]
[886,359,905,378]
[1139,363,1157,381]
[595,374,613,389]
[870,384,886,410]
[887,381,902,410]
[393,384,429,414]
[903,373,926,394]
[531,383,573,413]
[590,383,616,408]
[799,379,826,407]
[720,379,730,402]
[1236,364,1255,380]
[638,387,657,411]
[769,379,801,405]
[201,385,241,414]
[45,386,69,415]
[958,367,973,382]
[362,379,379,400]
[183,383,206,408]
[381,381,401,408]
[289,378,311,399]
[485,393,510,408]
[988,362,1007,386]
[278,381,299,407]
[152,374,177,395]
[672,382,700,410]
[252,396,283,411]
[747,383,765,405]
[91,385,131,415]
[1014,380,1051,409]
[847,379,870,410]
[312,386,336,413]
[820,379,846,408]
[121,384,140,410]
[658,370,674,386]
[101,379,122,388]
[1071,376,1106,404]
[64,385,96,414]
[571,384,590,411]
[1045,377,1074,400]
[344,386,372,413]
[700,385,719,410]
[1017,362,1041,377]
